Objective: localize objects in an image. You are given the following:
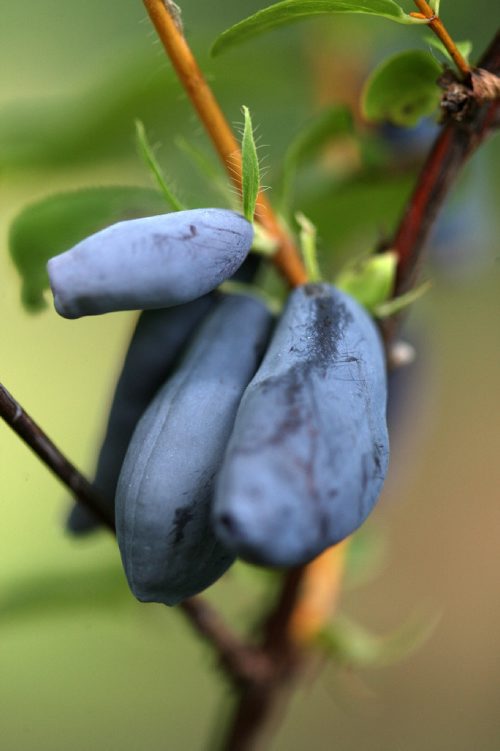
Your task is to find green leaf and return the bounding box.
[281,105,353,212]
[317,611,440,668]
[212,1,427,57]
[425,35,472,65]
[241,106,260,222]
[9,186,168,312]
[296,212,322,282]
[374,280,431,317]
[361,50,442,127]
[428,0,440,13]
[135,120,185,211]
[335,251,397,311]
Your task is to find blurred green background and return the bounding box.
[1,1,499,749]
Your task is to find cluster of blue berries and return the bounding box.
[48,209,389,605]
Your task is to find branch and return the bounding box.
[390,31,500,300]
[218,568,306,751]
[219,544,348,751]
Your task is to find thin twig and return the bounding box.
[0,382,115,531]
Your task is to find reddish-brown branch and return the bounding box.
[220,546,349,750]
[219,679,292,751]
[391,31,500,297]
[263,567,306,655]
[219,569,307,751]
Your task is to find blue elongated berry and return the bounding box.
[67,295,215,534]
[213,283,389,567]
[47,209,253,318]
[116,294,273,605]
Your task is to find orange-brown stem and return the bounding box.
[413,0,471,78]
[142,0,307,287]
[288,541,349,644]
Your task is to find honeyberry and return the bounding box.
[48,209,253,318]
[213,283,389,567]
[116,293,273,605]
[67,295,215,533]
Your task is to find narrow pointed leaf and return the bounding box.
[362,50,442,127]
[212,1,427,57]
[241,106,260,221]
[9,186,168,312]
